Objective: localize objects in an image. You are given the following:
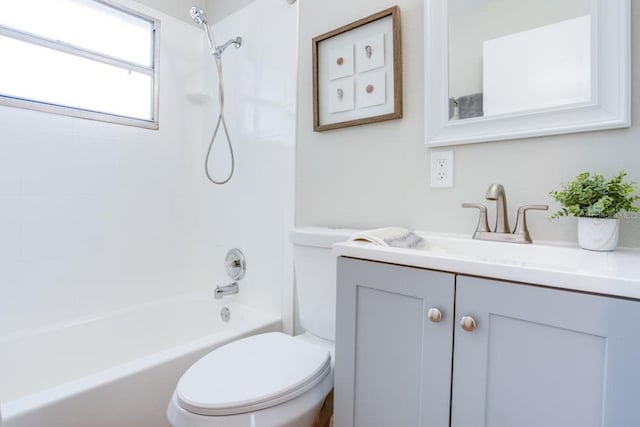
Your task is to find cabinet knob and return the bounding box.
[460,316,477,332]
[427,308,443,323]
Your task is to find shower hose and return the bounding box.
[204,55,234,185]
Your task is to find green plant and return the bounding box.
[550,171,640,219]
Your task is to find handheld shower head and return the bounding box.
[191,6,216,52]
[190,6,207,25]
[190,5,242,59]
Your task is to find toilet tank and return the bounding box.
[290,227,356,342]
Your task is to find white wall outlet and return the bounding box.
[430,150,454,188]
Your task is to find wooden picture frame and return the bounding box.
[312,6,402,132]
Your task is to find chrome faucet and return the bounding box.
[214,282,239,299]
[462,184,548,244]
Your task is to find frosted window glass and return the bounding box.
[0,0,154,66]
[0,36,152,120]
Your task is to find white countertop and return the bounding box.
[333,232,640,300]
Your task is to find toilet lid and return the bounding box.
[176,332,332,416]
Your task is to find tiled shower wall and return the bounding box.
[195,0,297,331]
[0,1,205,335]
[0,0,296,336]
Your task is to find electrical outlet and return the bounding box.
[430,150,454,188]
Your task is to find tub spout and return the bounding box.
[214,282,239,299]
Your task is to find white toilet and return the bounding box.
[167,227,352,427]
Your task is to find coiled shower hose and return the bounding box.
[204,52,234,184]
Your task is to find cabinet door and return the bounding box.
[334,257,455,427]
[452,275,640,427]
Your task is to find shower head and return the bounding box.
[190,6,207,25]
[191,6,216,52]
[190,5,242,59]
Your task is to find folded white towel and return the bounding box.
[349,227,425,249]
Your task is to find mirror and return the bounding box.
[448,0,590,120]
[425,0,630,146]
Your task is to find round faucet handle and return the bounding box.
[225,249,246,280]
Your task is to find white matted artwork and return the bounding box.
[356,33,385,73]
[328,45,355,80]
[328,78,355,113]
[312,6,402,131]
[357,70,386,109]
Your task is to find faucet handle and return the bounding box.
[513,205,548,243]
[517,205,549,211]
[462,203,491,236]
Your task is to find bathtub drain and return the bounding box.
[221,307,231,322]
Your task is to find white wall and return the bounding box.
[206,0,255,23]
[0,1,205,335]
[193,0,297,331]
[296,1,640,248]
[135,0,205,25]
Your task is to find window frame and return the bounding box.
[0,0,160,130]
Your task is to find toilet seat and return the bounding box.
[176,332,331,417]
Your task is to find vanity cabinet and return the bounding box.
[452,275,640,427]
[334,257,640,427]
[333,258,455,427]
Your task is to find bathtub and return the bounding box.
[0,294,281,427]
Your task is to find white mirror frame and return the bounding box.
[424,0,630,147]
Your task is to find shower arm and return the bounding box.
[202,26,242,59]
[213,37,242,58]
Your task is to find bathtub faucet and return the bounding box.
[214,282,239,299]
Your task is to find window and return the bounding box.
[0,0,159,129]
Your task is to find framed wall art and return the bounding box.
[312,6,402,132]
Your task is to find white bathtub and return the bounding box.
[0,294,281,427]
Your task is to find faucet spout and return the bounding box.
[463,184,547,244]
[214,282,239,299]
[485,183,510,233]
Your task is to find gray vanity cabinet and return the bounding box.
[452,275,640,427]
[334,257,455,427]
[334,257,640,427]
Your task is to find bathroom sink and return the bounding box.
[333,232,640,300]
[418,234,582,271]
[420,233,640,280]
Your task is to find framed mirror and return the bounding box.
[424,0,630,147]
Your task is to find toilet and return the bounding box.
[167,227,353,427]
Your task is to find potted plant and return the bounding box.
[550,171,640,251]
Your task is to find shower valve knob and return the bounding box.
[225,249,246,281]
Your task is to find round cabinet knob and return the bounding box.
[460,316,477,332]
[427,308,443,323]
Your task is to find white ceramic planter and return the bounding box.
[577,218,620,251]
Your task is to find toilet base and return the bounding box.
[167,367,333,427]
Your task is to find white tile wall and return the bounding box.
[0,0,297,336]
[0,2,206,335]
[198,0,297,331]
